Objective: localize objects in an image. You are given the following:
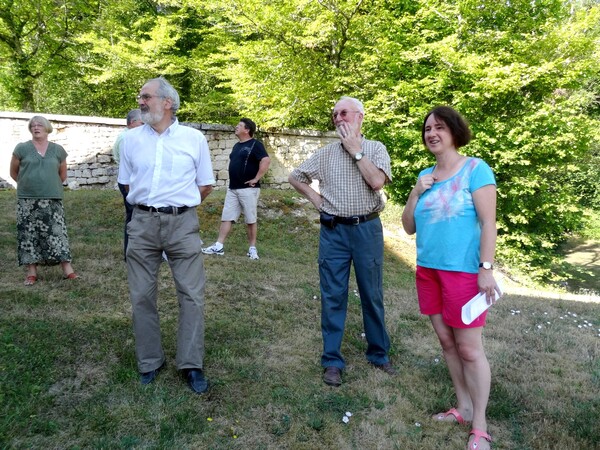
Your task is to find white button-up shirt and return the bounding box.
[118,119,215,207]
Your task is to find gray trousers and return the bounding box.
[126,207,206,373]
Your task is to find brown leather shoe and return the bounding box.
[371,361,398,376]
[323,366,342,386]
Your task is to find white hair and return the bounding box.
[338,96,364,114]
[148,77,180,113]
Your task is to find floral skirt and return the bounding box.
[16,198,73,266]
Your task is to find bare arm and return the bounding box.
[355,157,387,191]
[401,191,419,235]
[245,157,271,187]
[199,184,213,201]
[473,184,499,301]
[288,174,323,211]
[10,155,20,182]
[59,159,68,183]
[401,173,437,235]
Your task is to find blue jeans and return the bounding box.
[118,183,134,259]
[318,217,390,369]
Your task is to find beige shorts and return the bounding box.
[221,188,260,224]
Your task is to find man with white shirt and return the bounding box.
[118,77,215,394]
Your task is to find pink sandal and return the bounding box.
[434,407,467,425]
[467,429,492,449]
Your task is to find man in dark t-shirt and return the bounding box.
[202,118,270,260]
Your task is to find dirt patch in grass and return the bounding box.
[559,237,600,296]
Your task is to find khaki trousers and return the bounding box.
[126,207,206,373]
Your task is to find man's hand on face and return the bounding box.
[337,117,362,156]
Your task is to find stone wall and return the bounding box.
[0,112,338,190]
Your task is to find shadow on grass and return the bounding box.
[557,237,600,294]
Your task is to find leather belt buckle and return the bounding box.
[171,206,189,215]
[138,205,190,214]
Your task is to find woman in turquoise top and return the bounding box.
[9,116,78,285]
[402,106,500,450]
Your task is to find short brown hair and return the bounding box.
[421,106,472,148]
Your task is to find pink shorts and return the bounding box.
[416,266,487,328]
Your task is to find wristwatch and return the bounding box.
[354,152,364,161]
[479,262,493,270]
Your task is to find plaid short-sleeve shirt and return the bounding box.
[290,138,392,217]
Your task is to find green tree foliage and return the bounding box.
[0,0,97,111]
[199,0,348,128]
[74,0,186,117]
[71,0,239,121]
[0,0,237,120]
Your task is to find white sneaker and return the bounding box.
[202,244,224,255]
[247,247,259,260]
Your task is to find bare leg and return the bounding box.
[454,327,490,449]
[24,264,38,285]
[430,314,474,422]
[60,261,76,277]
[246,222,257,247]
[216,221,233,244]
[26,264,38,277]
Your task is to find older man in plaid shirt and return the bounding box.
[288,96,396,386]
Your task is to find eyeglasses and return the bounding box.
[136,94,163,102]
[332,109,360,119]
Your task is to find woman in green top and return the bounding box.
[9,116,78,285]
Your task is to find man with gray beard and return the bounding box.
[118,77,215,394]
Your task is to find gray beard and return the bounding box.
[141,109,163,125]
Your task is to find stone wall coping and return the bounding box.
[185,122,338,138]
[0,111,126,126]
[0,112,337,138]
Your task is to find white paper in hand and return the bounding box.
[461,285,502,325]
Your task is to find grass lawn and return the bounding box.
[0,189,598,449]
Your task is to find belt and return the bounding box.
[137,205,191,215]
[333,212,379,225]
